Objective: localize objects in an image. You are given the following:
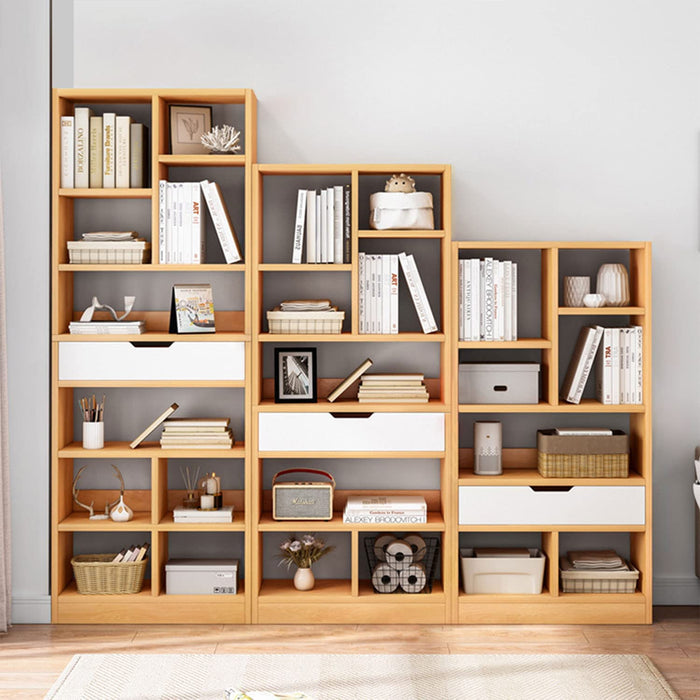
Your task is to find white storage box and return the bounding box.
[460,548,546,594]
[58,341,245,381]
[165,559,238,595]
[369,192,434,230]
[67,240,150,264]
[266,308,345,334]
[258,412,445,452]
[459,363,540,404]
[458,485,645,526]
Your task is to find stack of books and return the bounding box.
[566,550,630,571]
[343,495,427,524]
[173,505,234,523]
[357,373,429,403]
[69,320,145,335]
[160,418,233,449]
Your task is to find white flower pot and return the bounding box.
[293,567,315,591]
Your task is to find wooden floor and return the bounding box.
[0,606,698,699]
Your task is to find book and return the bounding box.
[342,513,427,524]
[68,320,145,335]
[305,190,317,263]
[200,180,243,263]
[130,403,179,448]
[596,327,614,404]
[333,185,343,263]
[115,115,131,188]
[130,123,148,188]
[170,283,216,333]
[88,115,103,188]
[60,116,74,188]
[389,254,399,334]
[343,184,351,263]
[133,543,150,562]
[102,112,116,188]
[560,325,604,404]
[634,326,643,404]
[554,428,613,436]
[358,396,429,404]
[398,252,438,333]
[482,257,494,341]
[381,255,391,334]
[74,107,92,188]
[327,358,373,402]
[158,180,167,264]
[362,373,424,382]
[173,506,233,523]
[610,327,621,404]
[344,494,427,511]
[474,548,532,558]
[358,252,366,333]
[319,188,328,263]
[191,182,205,264]
[292,189,307,263]
[472,258,481,340]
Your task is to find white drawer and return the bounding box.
[58,341,245,381]
[458,485,645,526]
[258,412,445,452]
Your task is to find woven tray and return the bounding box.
[267,308,345,334]
[538,452,629,478]
[67,241,150,264]
[71,554,147,594]
[560,557,639,593]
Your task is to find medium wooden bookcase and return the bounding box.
[51,88,652,624]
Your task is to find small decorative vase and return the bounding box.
[110,495,133,522]
[596,263,630,307]
[293,566,315,591]
[563,276,590,307]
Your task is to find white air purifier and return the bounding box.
[474,421,502,475]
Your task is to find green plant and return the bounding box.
[278,534,334,569]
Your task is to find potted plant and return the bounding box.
[278,534,334,591]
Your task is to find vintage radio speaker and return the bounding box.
[474,421,502,475]
[272,468,335,520]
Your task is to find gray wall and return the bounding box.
[4,0,700,622]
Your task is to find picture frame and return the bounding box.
[169,284,216,334]
[169,104,212,155]
[274,347,317,403]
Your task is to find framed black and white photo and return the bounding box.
[274,348,317,403]
[169,104,212,155]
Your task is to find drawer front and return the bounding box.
[258,412,445,452]
[458,485,645,525]
[58,342,245,381]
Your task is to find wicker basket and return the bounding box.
[71,554,148,594]
[537,429,629,478]
[67,241,150,264]
[560,557,639,593]
[267,308,345,334]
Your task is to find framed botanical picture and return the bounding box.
[169,104,212,154]
[274,347,317,403]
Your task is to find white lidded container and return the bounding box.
[458,362,540,404]
[165,559,238,595]
[460,548,545,594]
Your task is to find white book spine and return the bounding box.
[319,188,328,263]
[611,328,621,404]
[511,262,518,341]
[74,107,92,188]
[191,182,205,264]
[306,190,317,263]
[358,252,366,333]
[389,254,399,334]
[292,189,307,264]
[471,258,481,340]
[381,255,391,334]
[369,255,378,334]
[158,180,167,264]
[563,326,596,403]
[620,328,629,404]
[315,192,321,263]
[342,514,427,525]
[503,260,512,341]
[333,185,343,263]
[596,327,613,404]
[60,116,74,188]
[326,187,334,264]
[572,325,604,403]
[176,182,185,264]
[635,326,643,404]
[483,257,495,341]
[458,260,465,341]
[88,115,103,188]
[201,180,242,263]
[115,115,131,188]
[399,252,438,334]
[165,182,174,264]
[102,112,116,188]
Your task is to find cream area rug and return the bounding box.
[46,653,680,700]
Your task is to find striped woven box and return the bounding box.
[537,429,629,478]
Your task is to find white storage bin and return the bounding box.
[258,412,445,452]
[369,192,434,230]
[165,559,238,595]
[459,363,540,404]
[458,485,645,526]
[58,341,245,381]
[460,548,546,594]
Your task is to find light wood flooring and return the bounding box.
[0,606,697,699]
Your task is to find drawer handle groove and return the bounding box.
[493,385,508,392]
[329,412,374,419]
[129,342,174,348]
[529,486,574,493]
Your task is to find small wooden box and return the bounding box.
[537,430,629,478]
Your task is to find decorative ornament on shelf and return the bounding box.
[583,293,606,308]
[596,263,630,307]
[79,295,135,322]
[201,124,241,154]
[277,533,335,591]
[563,276,590,307]
[384,173,416,192]
[72,463,128,521]
[110,494,134,522]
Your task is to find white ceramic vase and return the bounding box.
[293,566,315,591]
[110,494,133,522]
[596,263,630,307]
[563,276,590,307]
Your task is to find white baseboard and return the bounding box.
[653,577,700,605]
[11,594,51,624]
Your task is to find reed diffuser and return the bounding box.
[180,465,200,509]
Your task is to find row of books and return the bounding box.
[159,417,233,449]
[342,495,427,525]
[561,325,643,405]
[358,252,437,334]
[357,373,429,404]
[61,107,148,188]
[292,186,351,264]
[458,258,518,341]
[158,180,243,264]
[111,542,149,563]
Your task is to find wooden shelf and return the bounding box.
[54,332,248,342]
[58,188,152,198]
[457,338,551,349]
[256,399,448,413]
[458,468,646,487]
[58,441,246,458]
[159,154,246,167]
[58,263,246,272]
[458,400,645,413]
[259,263,352,271]
[558,307,645,316]
[458,523,646,532]
[258,578,352,601]
[358,579,445,601]
[158,511,246,531]
[258,332,445,342]
[58,379,246,388]
[57,511,152,531]
[257,450,445,459]
[357,229,446,239]
[59,580,153,600]
[257,511,445,532]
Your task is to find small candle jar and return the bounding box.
[200,494,215,510]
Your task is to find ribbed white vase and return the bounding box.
[596,263,630,307]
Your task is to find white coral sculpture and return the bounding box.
[201,124,242,153]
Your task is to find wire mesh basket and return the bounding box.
[363,535,440,594]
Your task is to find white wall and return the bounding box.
[7,0,698,621]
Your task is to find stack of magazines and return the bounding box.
[69,320,145,335]
[160,418,233,449]
[357,373,429,403]
[343,495,427,524]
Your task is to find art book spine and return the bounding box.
[102,112,116,188]
[306,190,317,263]
[333,185,343,263]
[292,188,307,264]
[158,180,167,264]
[74,107,92,188]
[130,123,148,189]
[369,255,378,334]
[343,184,351,263]
[60,116,74,188]
[88,115,103,188]
[115,115,131,188]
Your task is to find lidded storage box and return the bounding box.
[537,429,629,478]
[165,559,238,595]
[369,192,434,230]
[460,548,546,594]
[459,363,540,404]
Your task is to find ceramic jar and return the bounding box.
[293,567,315,591]
[596,263,630,307]
[563,276,590,307]
[110,494,133,522]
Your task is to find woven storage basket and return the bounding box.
[267,308,345,334]
[560,557,639,593]
[71,554,147,594]
[537,429,629,478]
[67,241,150,264]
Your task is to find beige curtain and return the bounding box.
[0,168,10,632]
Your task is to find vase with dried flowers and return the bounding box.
[278,534,334,591]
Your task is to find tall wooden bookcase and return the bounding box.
[51,88,652,624]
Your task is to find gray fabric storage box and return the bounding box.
[165,559,238,595]
[459,363,540,404]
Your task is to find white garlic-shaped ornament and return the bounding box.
[110,494,133,522]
